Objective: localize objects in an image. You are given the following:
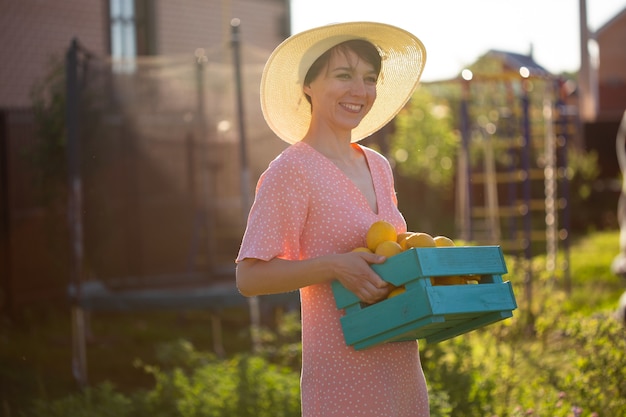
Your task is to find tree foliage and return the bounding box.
[391,88,460,190]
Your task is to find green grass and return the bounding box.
[567,230,624,312]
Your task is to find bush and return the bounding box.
[139,354,300,417]
[28,382,135,417]
[420,309,626,417]
[24,342,301,417]
[419,231,626,416]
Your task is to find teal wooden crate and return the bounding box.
[332,245,517,350]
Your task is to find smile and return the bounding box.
[341,103,363,113]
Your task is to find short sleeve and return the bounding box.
[236,153,309,262]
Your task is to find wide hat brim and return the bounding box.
[260,21,427,144]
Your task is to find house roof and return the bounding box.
[485,49,552,78]
[595,6,626,38]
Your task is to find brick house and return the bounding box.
[585,6,626,188]
[0,0,289,313]
[595,6,626,122]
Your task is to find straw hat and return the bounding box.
[260,21,427,144]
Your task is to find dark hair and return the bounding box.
[303,39,381,105]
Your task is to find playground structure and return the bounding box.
[422,53,579,307]
[462,73,574,258]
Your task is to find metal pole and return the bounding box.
[556,79,572,293]
[578,0,595,123]
[66,38,88,388]
[231,19,251,216]
[0,112,13,318]
[544,94,557,279]
[459,79,472,241]
[231,18,261,352]
[520,78,533,320]
[482,127,500,243]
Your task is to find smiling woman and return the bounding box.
[235,22,430,416]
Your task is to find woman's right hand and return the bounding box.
[236,251,390,301]
[331,251,390,304]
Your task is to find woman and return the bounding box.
[236,22,428,416]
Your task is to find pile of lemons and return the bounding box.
[352,220,479,298]
[354,220,454,256]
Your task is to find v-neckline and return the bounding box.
[300,142,379,215]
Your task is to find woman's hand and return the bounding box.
[236,251,389,302]
[331,251,390,304]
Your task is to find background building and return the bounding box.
[0,0,290,312]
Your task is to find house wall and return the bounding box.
[0,0,109,109]
[156,0,288,54]
[0,0,289,312]
[0,0,289,110]
[596,8,626,120]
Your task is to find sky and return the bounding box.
[291,0,626,82]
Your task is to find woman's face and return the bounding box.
[303,48,378,134]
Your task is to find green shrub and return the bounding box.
[421,309,626,417]
[24,343,301,417]
[421,336,497,417]
[27,382,135,417]
[139,354,300,417]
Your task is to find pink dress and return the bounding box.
[236,142,430,416]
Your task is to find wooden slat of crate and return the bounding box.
[339,286,434,346]
[350,308,514,350]
[424,311,513,344]
[427,282,516,314]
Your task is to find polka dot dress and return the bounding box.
[236,142,430,416]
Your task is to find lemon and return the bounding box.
[366,220,397,252]
[405,232,436,248]
[374,240,403,257]
[432,276,466,286]
[387,286,406,298]
[464,275,481,284]
[433,235,455,247]
[352,247,373,253]
[396,232,415,250]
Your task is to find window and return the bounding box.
[109,0,155,71]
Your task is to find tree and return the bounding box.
[390,87,460,234]
[391,87,459,189]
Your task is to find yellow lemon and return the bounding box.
[375,240,403,257]
[366,220,397,252]
[464,275,481,284]
[434,235,455,247]
[352,247,373,253]
[432,276,466,286]
[405,232,436,248]
[397,232,415,250]
[387,286,406,298]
